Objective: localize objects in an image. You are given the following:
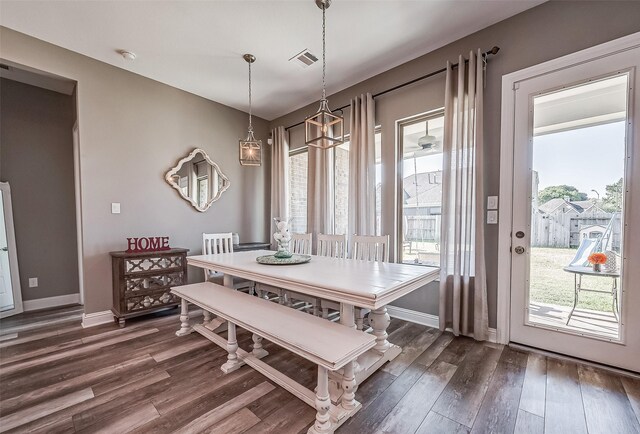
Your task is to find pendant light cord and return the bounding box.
[248,59,253,132]
[322,5,326,102]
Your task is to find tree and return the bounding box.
[602,178,623,212]
[538,185,587,204]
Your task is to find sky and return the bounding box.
[533,121,626,198]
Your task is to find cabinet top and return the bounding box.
[110,248,189,258]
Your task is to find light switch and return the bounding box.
[487,196,498,210]
[487,210,498,224]
[111,203,121,214]
[28,277,38,288]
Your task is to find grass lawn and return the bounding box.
[530,247,617,312]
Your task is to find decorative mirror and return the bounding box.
[165,148,230,212]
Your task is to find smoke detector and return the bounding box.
[289,49,318,68]
[117,50,137,61]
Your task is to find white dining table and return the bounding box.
[187,250,439,403]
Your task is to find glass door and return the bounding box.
[0,183,22,317]
[509,45,640,372]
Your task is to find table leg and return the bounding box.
[339,303,358,410]
[252,333,269,358]
[566,273,579,325]
[203,310,212,324]
[175,298,192,336]
[370,306,391,352]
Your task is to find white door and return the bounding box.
[0,183,23,318]
[509,40,640,372]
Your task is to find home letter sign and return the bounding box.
[126,237,171,253]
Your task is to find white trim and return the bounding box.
[81,310,114,328]
[386,305,498,343]
[497,31,640,346]
[72,121,85,306]
[386,305,439,329]
[23,293,80,311]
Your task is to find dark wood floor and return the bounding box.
[0,306,639,434]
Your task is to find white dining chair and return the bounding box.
[317,233,347,258]
[291,233,313,255]
[351,234,390,262]
[202,232,255,294]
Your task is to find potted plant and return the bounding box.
[588,252,607,272]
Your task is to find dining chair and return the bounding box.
[291,233,313,255]
[202,232,255,295]
[351,234,390,262]
[317,233,347,258]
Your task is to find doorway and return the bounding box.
[499,33,640,372]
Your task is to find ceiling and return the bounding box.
[0,0,544,120]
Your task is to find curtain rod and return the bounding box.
[284,46,500,131]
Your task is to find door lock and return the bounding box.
[514,246,525,254]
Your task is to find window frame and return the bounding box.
[396,108,445,266]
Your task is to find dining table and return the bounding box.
[186,249,440,403]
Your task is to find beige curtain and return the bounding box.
[348,93,376,240]
[439,50,489,341]
[271,126,289,248]
[307,139,334,248]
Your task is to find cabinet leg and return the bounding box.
[118,317,125,328]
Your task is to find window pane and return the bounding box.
[334,142,349,235]
[289,151,308,233]
[401,114,444,266]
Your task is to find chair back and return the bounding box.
[202,232,234,280]
[291,233,312,255]
[351,234,390,262]
[317,234,347,259]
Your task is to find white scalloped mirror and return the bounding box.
[165,148,230,212]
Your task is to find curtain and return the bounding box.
[348,93,376,240]
[439,50,489,340]
[271,126,289,248]
[307,136,334,248]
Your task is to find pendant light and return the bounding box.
[239,53,262,166]
[304,0,344,149]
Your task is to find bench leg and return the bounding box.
[308,366,333,434]
[221,322,242,373]
[370,306,390,352]
[175,298,192,337]
[252,333,269,358]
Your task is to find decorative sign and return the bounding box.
[126,237,171,253]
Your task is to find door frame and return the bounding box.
[497,31,640,345]
[0,182,24,318]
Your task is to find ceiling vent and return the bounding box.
[289,49,318,68]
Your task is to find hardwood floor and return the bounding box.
[1,306,639,433]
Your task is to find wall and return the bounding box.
[0,27,271,314]
[270,1,640,326]
[0,78,78,301]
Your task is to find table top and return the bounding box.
[187,250,439,309]
[563,266,620,278]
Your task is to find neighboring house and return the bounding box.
[532,197,621,250]
[402,171,442,242]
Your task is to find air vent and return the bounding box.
[0,64,9,70]
[289,49,318,68]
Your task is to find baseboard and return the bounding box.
[386,305,440,329]
[23,293,81,311]
[386,305,498,343]
[82,310,114,328]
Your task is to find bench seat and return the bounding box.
[172,282,375,371]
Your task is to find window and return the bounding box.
[288,150,308,233]
[399,111,445,266]
[333,130,382,235]
[287,129,381,236]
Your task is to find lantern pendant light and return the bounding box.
[304,0,344,149]
[239,53,262,166]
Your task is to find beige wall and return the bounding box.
[270,1,640,325]
[0,78,79,301]
[0,27,271,314]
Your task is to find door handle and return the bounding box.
[514,246,525,254]
[0,247,7,252]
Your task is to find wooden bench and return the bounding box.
[171,282,376,434]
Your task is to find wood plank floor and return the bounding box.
[1,306,639,434]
